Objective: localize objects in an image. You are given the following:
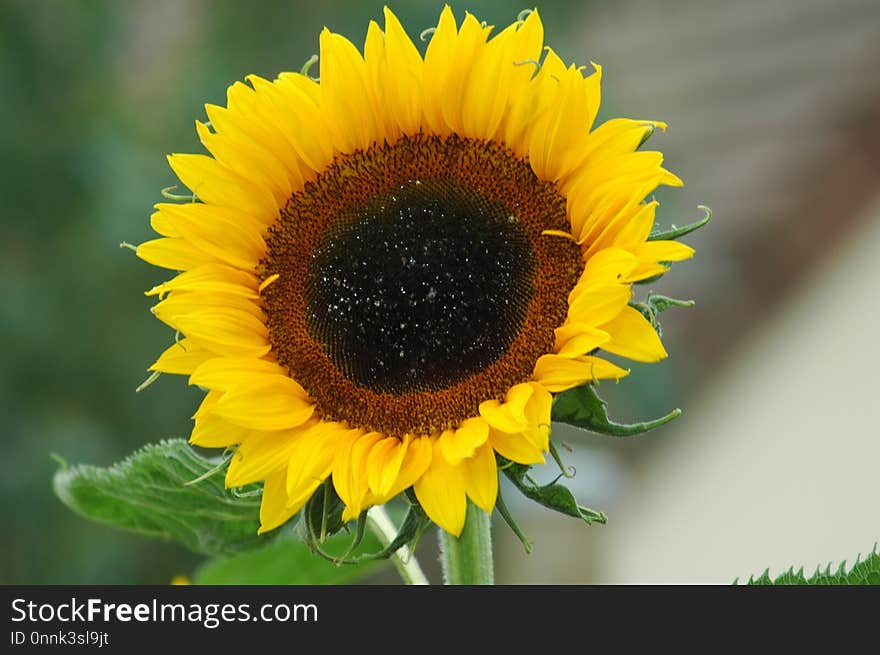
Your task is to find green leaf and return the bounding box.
[502,462,606,525]
[53,439,269,556]
[194,532,386,585]
[552,383,681,437]
[648,205,712,241]
[740,544,880,585]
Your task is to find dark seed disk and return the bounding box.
[304,179,535,395]
[261,134,582,437]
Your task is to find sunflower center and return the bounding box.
[261,134,583,437]
[304,180,535,395]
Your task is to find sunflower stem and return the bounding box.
[366,506,429,585]
[438,502,494,585]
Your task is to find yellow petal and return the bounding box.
[566,154,678,242]
[196,119,292,207]
[567,283,632,328]
[149,339,212,375]
[532,354,629,392]
[479,382,534,433]
[167,153,277,221]
[226,79,312,181]
[151,290,265,323]
[382,7,424,135]
[192,389,223,420]
[190,413,251,448]
[581,117,665,162]
[413,439,467,536]
[500,46,563,158]
[461,442,498,513]
[633,240,696,263]
[150,293,268,354]
[249,73,334,175]
[530,63,602,182]
[226,425,310,488]
[136,237,216,271]
[287,422,354,503]
[438,416,490,465]
[554,63,603,179]
[319,28,381,152]
[485,382,552,462]
[363,21,401,143]
[189,357,287,392]
[578,246,640,284]
[327,429,359,514]
[146,263,259,299]
[284,479,324,519]
[258,469,298,534]
[488,427,545,465]
[438,12,492,134]
[149,209,180,237]
[599,305,667,363]
[204,83,306,197]
[421,5,458,136]
[366,435,410,497]
[522,382,553,453]
[212,376,314,431]
[583,201,657,259]
[459,19,516,139]
[565,150,666,202]
[192,391,223,418]
[488,8,545,143]
[371,435,433,504]
[151,202,266,271]
[170,309,270,358]
[333,432,384,520]
[568,180,646,246]
[365,438,397,496]
[625,262,669,283]
[553,323,610,357]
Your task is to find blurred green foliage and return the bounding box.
[0,0,583,584]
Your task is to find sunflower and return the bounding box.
[138,6,693,537]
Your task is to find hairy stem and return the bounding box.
[438,502,494,585]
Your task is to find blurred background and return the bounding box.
[2,0,878,584]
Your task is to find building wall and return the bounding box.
[595,198,880,583]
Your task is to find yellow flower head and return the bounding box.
[139,6,694,536]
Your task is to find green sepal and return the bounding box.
[298,485,430,565]
[342,513,369,560]
[637,123,656,149]
[552,383,681,437]
[548,441,576,479]
[353,503,431,562]
[53,439,268,556]
[648,205,712,241]
[631,293,695,335]
[502,461,606,526]
[632,272,665,286]
[642,294,696,313]
[296,489,365,565]
[494,486,533,554]
[297,480,347,551]
[739,544,880,585]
